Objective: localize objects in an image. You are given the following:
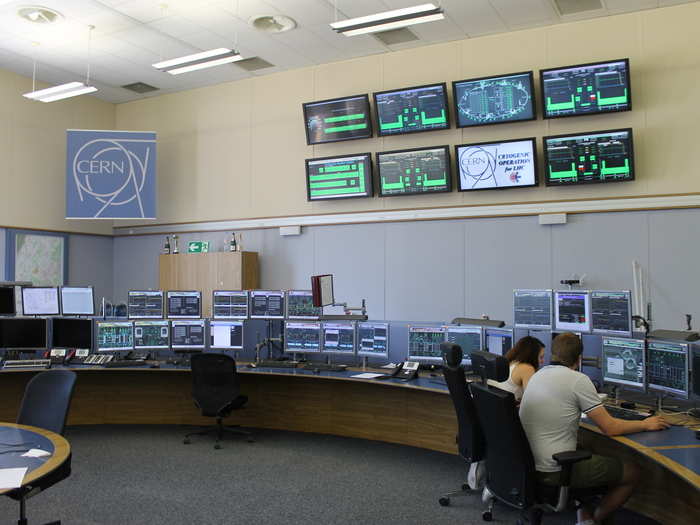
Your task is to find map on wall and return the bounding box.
[14,233,65,286]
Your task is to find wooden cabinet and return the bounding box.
[159,251,259,316]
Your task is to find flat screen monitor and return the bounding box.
[302,94,372,145]
[357,321,389,358]
[212,290,249,320]
[0,287,16,316]
[0,318,47,349]
[21,287,60,316]
[456,138,537,191]
[51,318,92,349]
[485,328,513,357]
[134,320,170,350]
[377,146,451,197]
[601,337,645,391]
[407,325,446,362]
[286,290,322,320]
[591,290,632,337]
[170,319,205,350]
[209,320,244,350]
[647,340,689,399]
[374,83,449,136]
[322,321,356,354]
[305,153,373,201]
[284,321,321,353]
[60,286,94,316]
[554,290,591,333]
[540,58,631,119]
[513,289,553,330]
[128,290,164,319]
[96,321,133,352]
[445,325,482,363]
[692,346,700,401]
[544,129,634,186]
[166,291,201,318]
[250,290,285,319]
[453,71,535,127]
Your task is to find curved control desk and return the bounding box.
[0,366,697,523]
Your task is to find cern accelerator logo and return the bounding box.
[66,130,157,219]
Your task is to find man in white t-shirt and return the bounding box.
[520,333,669,525]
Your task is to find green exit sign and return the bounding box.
[187,241,210,253]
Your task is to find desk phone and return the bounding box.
[395,361,419,381]
[68,348,91,364]
[46,348,67,365]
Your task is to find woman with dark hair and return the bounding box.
[488,336,545,401]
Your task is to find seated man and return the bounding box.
[519,333,669,525]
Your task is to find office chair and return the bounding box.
[10,369,77,525]
[469,351,604,523]
[183,353,253,449]
[438,342,486,507]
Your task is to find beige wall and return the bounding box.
[0,68,115,235]
[116,3,700,227]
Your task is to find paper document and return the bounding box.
[351,373,384,379]
[22,449,51,458]
[0,467,28,489]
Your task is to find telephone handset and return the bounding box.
[68,348,91,363]
[394,360,419,381]
[45,348,67,365]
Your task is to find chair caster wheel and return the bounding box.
[482,510,493,521]
[214,443,221,450]
[183,438,191,445]
[438,497,450,507]
[461,483,470,491]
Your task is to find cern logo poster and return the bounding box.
[66,129,157,219]
[457,139,536,191]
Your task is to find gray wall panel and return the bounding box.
[0,228,5,280]
[258,228,314,290]
[68,234,114,305]
[113,235,161,303]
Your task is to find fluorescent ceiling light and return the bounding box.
[152,48,243,74]
[152,48,233,69]
[330,3,444,36]
[23,81,97,102]
[165,54,243,75]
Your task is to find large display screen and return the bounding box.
[513,289,553,330]
[305,154,372,201]
[541,59,631,119]
[377,146,451,197]
[544,129,634,186]
[374,83,449,136]
[453,71,535,127]
[21,287,60,316]
[60,286,94,316]
[302,94,372,145]
[456,138,537,191]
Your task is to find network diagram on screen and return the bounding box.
[455,73,534,126]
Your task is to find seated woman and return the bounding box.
[487,336,544,402]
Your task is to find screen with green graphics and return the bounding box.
[306,154,372,201]
[374,83,449,136]
[378,146,451,197]
[544,129,634,186]
[303,95,372,145]
[541,59,631,119]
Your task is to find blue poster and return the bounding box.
[66,129,157,219]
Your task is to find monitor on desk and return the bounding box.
[357,321,389,358]
[212,290,249,319]
[554,290,591,333]
[0,286,16,316]
[444,325,482,364]
[284,321,321,353]
[286,290,322,320]
[134,320,170,350]
[591,290,632,337]
[322,321,356,354]
[21,287,60,316]
[96,321,133,352]
[647,340,689,399]
[250,290,285,319]
[209,320,244,350]
[691,346,700,401]
[601,337,645,392]
[60,286,94,316]
[170,319,205,350]
[166,291,201,318]
[51,318,93,349]
[513,289,552,330]
[128,290,164,319]
[485,328,513,357]
[407,325,447,363]
[0,318,47,349]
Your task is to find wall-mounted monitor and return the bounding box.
[60,286,94,316]
[250,290,285,319]
[591,290,632,337]
[0,318,48,349]
[21,287,60,316]
[128,290,164,319]
[0,287,15,316]
[602,337,645,392]
[171,319,205,350]
[377,145,451,197]
[305,153,373,201]
[134,320,170,350]
[209,320,244,350]
[513,289,553,330]
[453,71,535,127]
[166,291,202,318]
[96,321,133,352]
[554,290,591,333]
[52,318,93,350]
[322,321,356,354]
[444,325,482,364]
[284,321,321,353]
[456,138,537,191]
[407,325,446,363]
[286,290,322,320]
[647,340,689,399]
[357,321,389,358]
[374,83,450,136]
[544,129,634,186]
[302,94,372,145]
[540,58,631,119]
[212,290,249,320]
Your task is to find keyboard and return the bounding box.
[103,359,148,368]
[256,360,298,368]
[605,405,649,421]
[2,359,51,370]
[302,363,347,372]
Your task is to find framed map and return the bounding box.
[4,230,68,286]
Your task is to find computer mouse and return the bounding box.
[149,363,160,369]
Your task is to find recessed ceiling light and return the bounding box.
[17,5,63,24]
[248,15,296,33]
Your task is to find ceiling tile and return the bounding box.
[488,0,559,28]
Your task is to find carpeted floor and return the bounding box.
[0,425,659,525]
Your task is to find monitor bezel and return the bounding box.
[590,290,633,337]
[96,320,134,352]
[373,82,451,137]
[170,319,206,350]
[284,321,322,353]
[249,290,286,320]
[59,285,95,316]
[209,320,244,350]
[321,321,357,355]
[166,290,202,319]
[376,145,452,197]
[51,317,93,350]
[647,339,689,399]
[443,324,483,364]
[286,290,322,320]
[302,93,373,145]
[305,152,374,202]
[128,290,165,319]
[513,289,553,330]
[0,286,16,316]
[133,319,171,350]
[407,324,448,363]
[21,286,61,316]
[554,290,592,333]
[601,336,646,392]
[539,58,632,120]
[212,290,249,320]
[0,317,48,349]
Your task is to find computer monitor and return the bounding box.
[286,290,322,320]
[601,337,645,392]
[250,290,285,319]
[513,289,553,330]
[305,153,373,201]
[485,328,513,357]
[647,340,689,399]
[0,286,16,316]
[377,146,451,197]
[373,83,449,136]
[166,291,202,318]
[444,325,482,363]
[96,321,134,352]
[59,286,94,316]
[322,321,356,354]
[209,320,244,350]
[212,290,249,319]
[407,325,447,363]
[133,320,170,350]
[691,346,700,401]
[284,321,321,353]
[456,138,537,191]
[51,318,93,349]
[357,322,389,358]
[128,290,164,319]
[0,318,47,349]
[302,94,373,145]
[591,290,632,337]
[170,319,206,350]
[554,290,591,333]
[21,287,60,316]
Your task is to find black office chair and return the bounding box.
[9,369,77,525]
[469,351,603,524]
[438,342,486,507]
[183,353,253,449]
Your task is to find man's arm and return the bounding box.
[587,406,670,436]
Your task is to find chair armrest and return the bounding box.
[552,450,592,488]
